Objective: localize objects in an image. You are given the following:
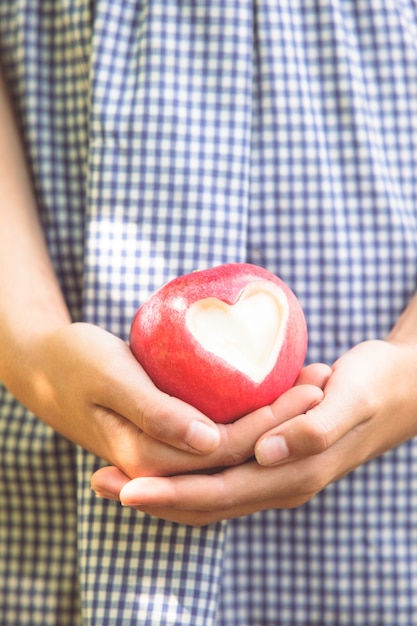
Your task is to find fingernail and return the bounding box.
[256,435,289,466]
[92,488,120,502]
[186,420,220,454]
[120,480,150,506]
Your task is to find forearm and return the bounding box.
[0,66,71,400]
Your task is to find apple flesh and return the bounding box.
[130,263,308,424]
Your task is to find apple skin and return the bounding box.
[130,263,308,424]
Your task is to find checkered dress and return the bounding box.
[1,1,417,624]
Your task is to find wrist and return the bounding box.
[0,308,71,413]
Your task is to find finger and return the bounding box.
[230,383,324,441]
[294,362,332,389]
[119,464,273,513]
[91,466,129,500]
[118,454,327,523]
[98,340,221,455]
[212,383,324,468]
[255,372,370,466]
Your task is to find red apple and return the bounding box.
[130,263,308,424]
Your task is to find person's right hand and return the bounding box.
[25,322,222,476]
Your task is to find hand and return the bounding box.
[92,339,417,525]
[90,362,331,509]
[26,322,224,477]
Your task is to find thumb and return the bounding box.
[254,371,370,466]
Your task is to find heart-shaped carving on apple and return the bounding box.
[130,263,308,423]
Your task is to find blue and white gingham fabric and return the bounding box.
[1,1,417,624]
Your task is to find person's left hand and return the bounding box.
[91,339,417,525]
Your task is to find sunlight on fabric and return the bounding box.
[134,591,193,624]
[91,217,168,297]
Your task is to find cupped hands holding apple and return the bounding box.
[91,265,417,526]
